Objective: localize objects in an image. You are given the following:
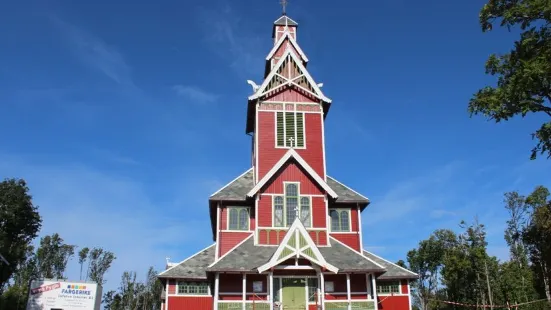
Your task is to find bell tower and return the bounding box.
[245,11,332,183]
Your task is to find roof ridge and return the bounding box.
[362,249,418,276]
[327,175,370,202]
[158,243,215,277]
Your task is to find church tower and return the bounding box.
[158,7,418,310]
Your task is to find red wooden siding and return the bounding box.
[262,162,323,195]
[331,233,360,251]
[220,205,254,231]
[312,197,326,228]
[265,88,317,102]
[167,296,213,310]
[219,232,252,257]
[257,196,272,227]
[401,280,409,294]
[378,295,410,310]
[256,111,325,180]
[168,279,176,294]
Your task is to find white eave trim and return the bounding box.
[246,149,338,199]
[158,243,216,276]
[248,49,332,103]
[266,30,309,63]
[362,249,419,277]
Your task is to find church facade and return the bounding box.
[158,12,417,310]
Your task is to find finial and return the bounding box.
[280,0,288,15]
[288,137,294,148]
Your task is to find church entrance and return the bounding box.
[281,278,307,309]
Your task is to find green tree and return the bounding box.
[36,233,75,279]
[87,247,116,286]
[469,0,551,159]
[103,267,162,310]
[78,247,89,281]
[0,178,41,291]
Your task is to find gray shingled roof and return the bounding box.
[362,250,418,279]
[327,176,369,203]
[274,15,298,26]
[207,237,277,272]
[210,169,254,201]
[322,239,385,272]
[158,244,215,279]
[209,168,369,204]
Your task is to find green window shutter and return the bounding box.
[285,112,295,147]
[276,112,285,147]
[296,113,304,147]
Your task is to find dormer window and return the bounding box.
[273,183,311,227]
[329,209,350,232]
[276,112,305,148]
[228,207,249,231]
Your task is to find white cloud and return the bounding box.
[173,85,218,105]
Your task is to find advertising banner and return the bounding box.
[26,279,101,310]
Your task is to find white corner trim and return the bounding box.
[329,236,386,270]
[249,49,331,103]
[326,176,370,202]
[257,218,338,273]
[266,30,309,62]
[208,234,254,268]
[362,250,418,277]
[210,167,253,198]
[246,149,338,198]
[159,243,216,276]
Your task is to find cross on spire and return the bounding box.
[280,0,288,15]
[288,137,294,148]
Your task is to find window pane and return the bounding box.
[330,210,340,231]
[276,112,285,147]
[340,211,350,231]
[300,197,311,227]
[229,208,238,230]
[285,112,296,147]
[238,209,248,230]
[308,278,318,302]
[286,197,297,225]
[274,196,284,227]
[286,184,298,196]
[273,278,281,302]
[296,113,304,147]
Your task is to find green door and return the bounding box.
[282,278,306,310]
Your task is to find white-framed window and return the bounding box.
[329,209,351,232]
[377,281,400,294]
[177,281,209,295]
[273,183,311,227]
[228,207,249,231]
[276,111,305,148]
[253,281,263,293]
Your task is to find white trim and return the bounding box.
[358,204,364,254]
[320,272,325,310]
[346,274,351,310]
[325,196,329,245]
[209,234,254,267]
[255,195,259,245]
[159,243,216,276]
[220,229,254,232]
[371,274,377,304]
[226,206,251,231]
[266,29,309,62]
[242,274,246,310]
[210,168,253,198]
[214,273,219,310]
[320,101,327,181]
[174,280,211,296]
[257,218,338,273]
[273,110,307,150]
[262,100,320,105]
[408,281,412,310]
[246,149,338,198]
[362,250,418,277]
[165,280,169,310]
[273,15,298,27]
[328,208,352,233]
[255,101,259,183]
[249,49,332,103]
[261,193,325,198]
[274,265,315,270]
[329,237,386,269]
[366,274,372,299]
[269,271,274,310]
[215,203,220,260]
[326,176,370,202]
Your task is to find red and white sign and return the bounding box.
[27,279,101,310]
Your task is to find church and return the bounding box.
[158,7,417,310]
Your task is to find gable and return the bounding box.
[262,161,324,195]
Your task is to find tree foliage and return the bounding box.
[0,178,41,291]
[87,247,116,285]
[469,0,551,159]
[36,233,75,279]
[103,267,162,310]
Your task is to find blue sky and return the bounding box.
[1,0,550,293]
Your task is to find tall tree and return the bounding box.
[35,233,75,279]
[469,0,551,159]
[0,178,41,291]
[87,247,116,286]
[78,247,89,281]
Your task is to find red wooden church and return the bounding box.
[158,9,417,310]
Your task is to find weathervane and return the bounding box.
[280,0,288,15]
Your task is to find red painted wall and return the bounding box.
[256,111,324,180]
[220,205,255,231]
[401,280,408,294]
[219,232,252,257]
[167,296,213,310]
[331,233,360,251]
[378,295,410,310]
[263,162,323,195]
[219,274,242,293]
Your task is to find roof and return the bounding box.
[158,244,215,279]
[362,250,418,280]
[208,237,277,272]
[323,238,385,273]
[209,168,368,204]
[274,15,298,26]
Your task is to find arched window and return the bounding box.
[274,196,284,227]
[285,184,298,225]
[329,209,351,232]
[228,207,249,231]
[300,197,311,227]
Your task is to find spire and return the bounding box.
[280,0,288,15]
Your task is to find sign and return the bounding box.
[27,279,101,310]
